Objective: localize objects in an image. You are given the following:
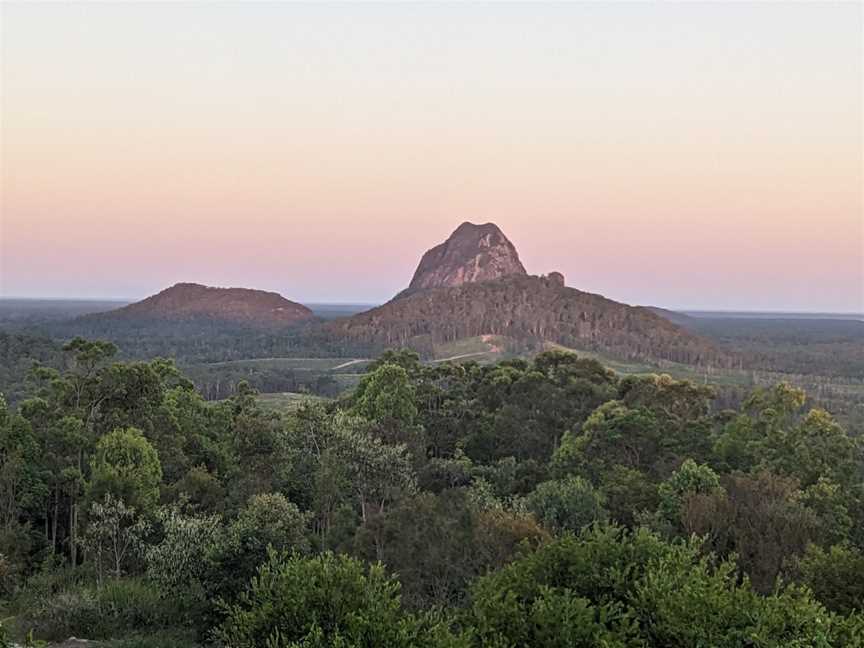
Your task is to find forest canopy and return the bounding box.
[1,341,863,646]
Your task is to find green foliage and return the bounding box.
[224,387,295,509]
[4,341,864,646]
[560,400,662,477]
[796,544,864,615]
[632,548,833,647]
[466,526,660,646]
[206,493,312,604]
[467,525,859,647]
[0,332,65,405]
[711,383,860,485]
[525,477,607,533]
[771,408,861,488]
[674,471,822,592]
[81,494,150,584]
[469,456,546,500]
[327,412,417,523]
[619,372,714,422]
[354,363,418,425]
[656,459,724,526]
[89,427,162,512]
[0,619,12,648]
[800,478,854,546]
[598,465,660,527]
[365,349,422,374]
[0,409,46,575]
[215,551,461,648]
[462,352,618,464]
[103,632,200,648]
[353,489,547,609]
[20,577,173,641]
[170,464,225,512]
[144,505,223,594]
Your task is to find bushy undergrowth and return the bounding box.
[103,632,200,648]
[16,578,175,642]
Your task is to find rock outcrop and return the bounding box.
[406,222,527,292]
[330,222,731,367]
[546,271,565,287]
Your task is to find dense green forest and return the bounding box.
[1,339,863,646]
[681,317,864,378]
[0,332,352,408]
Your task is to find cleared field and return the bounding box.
[257,391,327,413]
[544,342,751,387]
[331,373,366,392]
[200,340,862,430]
[432,336,510,363]
[199,357,371,372]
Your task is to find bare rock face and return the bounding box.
[407,222,527,292]
[97,283,313,327]
[547,271,565,287]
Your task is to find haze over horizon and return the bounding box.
[1,2,862,312]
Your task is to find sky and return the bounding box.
[1,2,861,312]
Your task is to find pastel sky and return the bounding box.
[1,2,861,311]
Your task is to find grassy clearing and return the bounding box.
[199,357,362,371]
[543,342,754,385]
[432,336,510,363]
[257,392,327,413]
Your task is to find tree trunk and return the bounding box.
[70,495,77,566]
[51,490,58,554]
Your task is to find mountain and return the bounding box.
[84,283,313,327]
[333,275,730,366]
[404,222,527,293]
[330,223,732,367]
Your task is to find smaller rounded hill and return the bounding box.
[92,282,313,327]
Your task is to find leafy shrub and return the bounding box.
[145,505,223,593]
[7,559,88,617]
[21,578,171,641]
[0,552,21,599]
[525,477,607,533]
[104,631,200,648]
[209,492,311,600]
[215,551,463,648]
[96,578,170,630]
[466,525,860,647]
[795,543,864,614]
[0,620,13,648]
[89,427,163,513]
[81,494,150,585]
[656,459,724,523]
[25,587,103,640]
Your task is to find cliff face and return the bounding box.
[94,283,313,327]
[406,222,527,292]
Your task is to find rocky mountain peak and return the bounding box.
[407,222,527,292]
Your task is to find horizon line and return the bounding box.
[0,295,861,318]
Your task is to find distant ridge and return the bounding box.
[83,282,313,327]
[644,306,696,327]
